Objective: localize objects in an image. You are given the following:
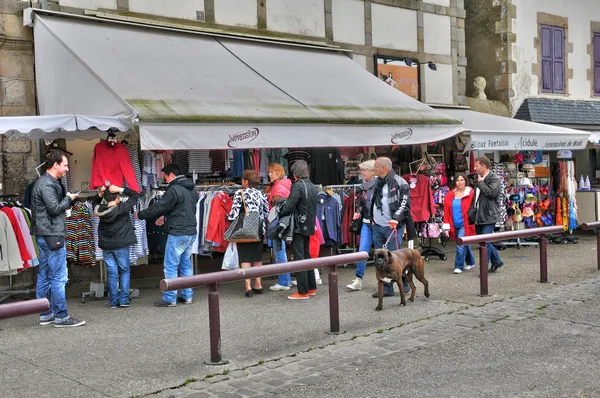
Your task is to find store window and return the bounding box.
[594,32,600,95]
[540,24,565,94]
[374,55,420,101]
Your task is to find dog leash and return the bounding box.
[383,229,399,249]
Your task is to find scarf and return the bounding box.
[361,177,377,204]
[373,171,398,210]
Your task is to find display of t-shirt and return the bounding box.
[284,148,311,170]
[401,173,435,222]
[91,141,140,192]
[311,148,344,186]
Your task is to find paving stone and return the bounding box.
[215,393,242,398]
[264,361,284,369]
[294,375,323,386]
[234,388,260,397]
[207,383,234,394]
[206,375,230,384]
[246,366,266,375]
[278,356,300,364]
[183,392,213,398]
[187,381,211,390]
[227,380,253,388]
[228,370,249,378]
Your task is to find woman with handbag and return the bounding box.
[227,170,269,297]
[347,160,378,291]
[442,173,476,274]
[265,163,293,291]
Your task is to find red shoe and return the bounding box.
[308,289,317,296]
[288,293,310,300]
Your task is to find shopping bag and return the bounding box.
[221,242,239,270]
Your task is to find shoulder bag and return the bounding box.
[224,190,262,243]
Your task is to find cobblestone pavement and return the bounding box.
[149,277,600,398]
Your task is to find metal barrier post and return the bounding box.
[539,234,548,283]
[207,283,227,365]
[326,264,342,335]
[597,232,600,271]
[479,242,488,296]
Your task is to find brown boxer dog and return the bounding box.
[373,248,430,311]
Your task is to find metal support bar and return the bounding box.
[0,298,49,320]
[479,243,488,296]
[327,264,340,334]
[207,283,227,365]
[539,234,548,283]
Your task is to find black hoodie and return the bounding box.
[94,187,139,251]
[138,175,199,236]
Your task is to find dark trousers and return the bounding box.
[292,234,316,295]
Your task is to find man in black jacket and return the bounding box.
[31,149,84,328]
[137,164,199,307]
[370,157,414,298]
[279,160,319,300]
[94,185,139,308]
[470,155,504,272]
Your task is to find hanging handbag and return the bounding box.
[224,190,263,243]
[349,218,363,235]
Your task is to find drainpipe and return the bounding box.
[41,0,47,9]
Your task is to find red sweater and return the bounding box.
[1,207,31,264]
[402,173,435,222]
[91,142,140,192]
[443,187,476,240]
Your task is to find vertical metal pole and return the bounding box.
[539,234,548,283]
[479,242,488,296]
[328,264,340,333]
[207,283,227,364]
[597,231,600,271]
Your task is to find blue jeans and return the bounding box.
[475,224,503,266]
[454,225,475,270]
[274,239,291,286]
[373,223,409,295]
[356,223,373,278]
[104,247,131,306]
[163,234,196,303]
[36,237,68,321]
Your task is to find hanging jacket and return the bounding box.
[0,211,23,274]
[316,191,340,244]
[93,188,139,251]
[91,141,140,192]
[402,173,436,222]
[443,186,476,240]
[138,176,199,236]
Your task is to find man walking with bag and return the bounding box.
[468,156,504,272]
[137,164,199,307]
[31,149,85,327]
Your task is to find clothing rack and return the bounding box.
[0,194,35,303]
[418,222,448,261]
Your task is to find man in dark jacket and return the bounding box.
[469,155,504,272]
[31,149,85,328]
[94,185,139,308]
[137,163,199,307]
[370,157,414,298]
[279,160,319,300]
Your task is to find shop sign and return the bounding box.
[467,134,588,151]
[227,127,259,148]
[390,128,413,144]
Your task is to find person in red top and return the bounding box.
[443,173,476,274]
[265,163,293,291]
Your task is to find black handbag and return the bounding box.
[44,236,65,251]
[224,190,263,243]
[349,218,363,235]
[467,192,480,225]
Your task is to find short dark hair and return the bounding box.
[242,170,261,188]
[454,173,470,187]
[290,160,310,179]
[476,156,492,169]
[44,149,66,171]
[103,191,119,202]
[161,163,181,176]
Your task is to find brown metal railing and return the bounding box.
[160,251,369,365]
[0,298,49,320]
[581,222,600,270]
[457,226,564,296]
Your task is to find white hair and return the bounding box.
[359,160,376,170]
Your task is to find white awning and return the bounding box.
[28,10,464,149]
[438,108,591,151]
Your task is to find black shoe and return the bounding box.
[176,297,192,304]
[252,288,264,294]
[119,302,131,308]
[245,290,253,298]
[372,291,395,298]
[489,262,504,273]
[54,317,86,328]
[154,300,176,307]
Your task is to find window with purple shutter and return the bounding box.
[594,33,600,95]
[540,24,565,94]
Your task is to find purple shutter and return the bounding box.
[541,25,553,92]
[552,26,565,93]
[594,33,600,95]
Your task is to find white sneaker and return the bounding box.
[464,265,475,271]
[291,280,297,286]
[346,278,363,291]
[316,279,323,285]
[453,268,463,274]
[269,284,291,291]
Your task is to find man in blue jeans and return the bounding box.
[137,164,199,307]
[370,157,413,298]
[470,156,504,272]
[94,184,140,308]
[30,149,85,327]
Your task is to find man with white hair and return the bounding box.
[370,157,413,297]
